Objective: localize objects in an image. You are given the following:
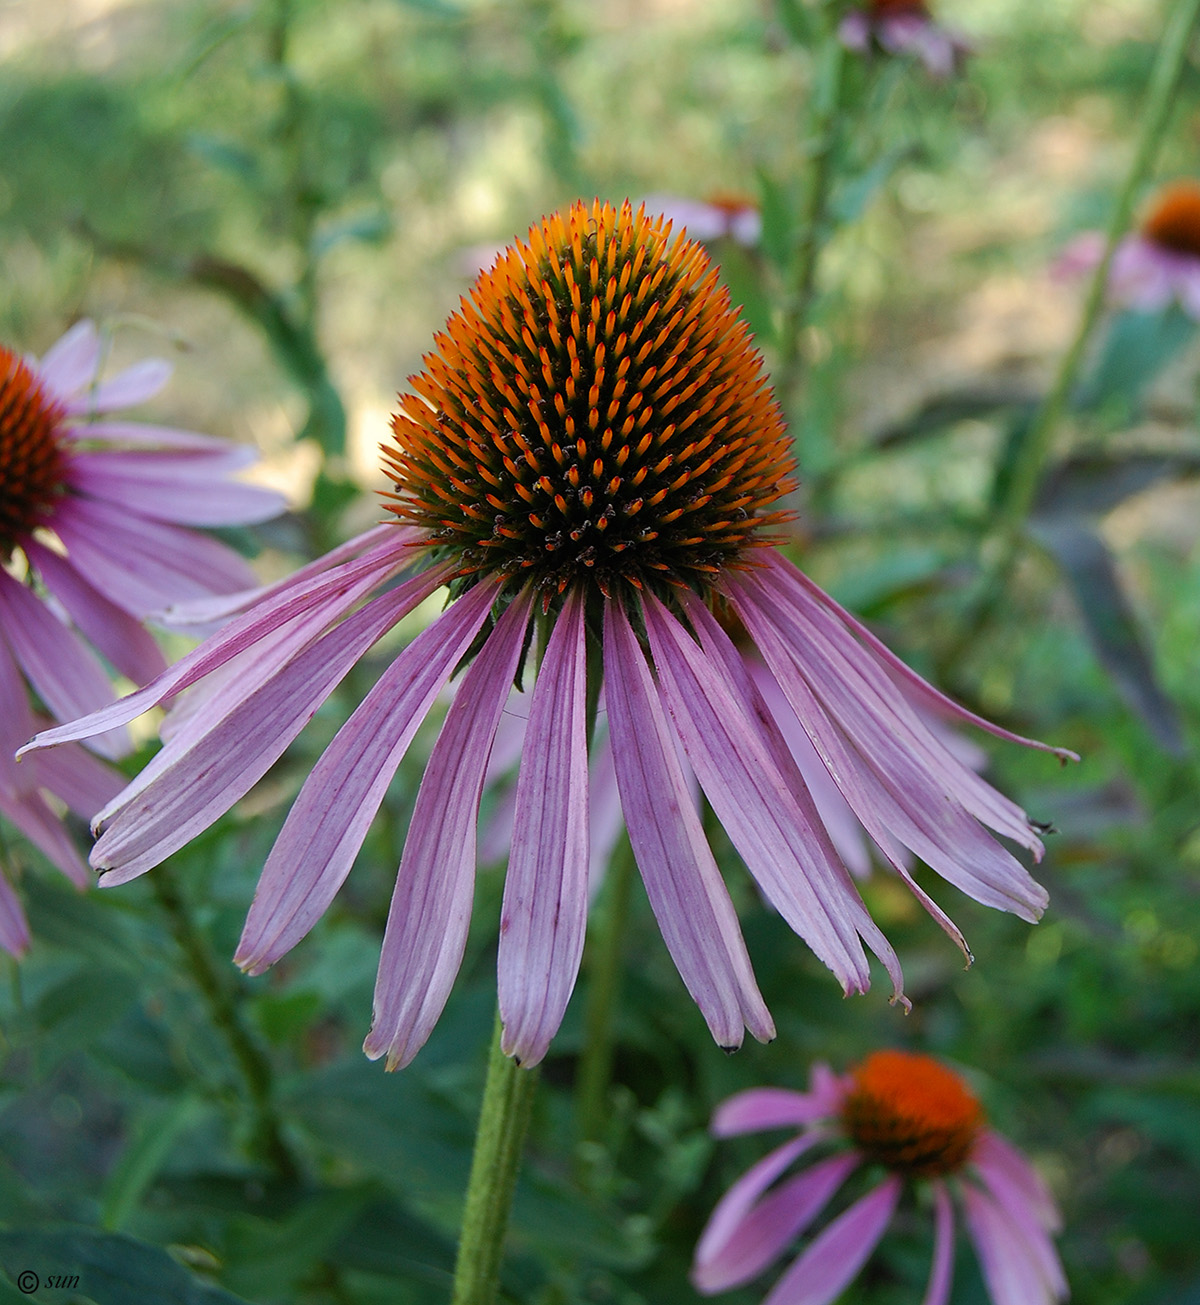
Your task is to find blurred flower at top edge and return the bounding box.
[25,201,1074,1072]
[839,0,971,79]
[693,1050,1067,1305]
[0,320,286,956]
[640,193,762,249]
[1055,180,1200,319]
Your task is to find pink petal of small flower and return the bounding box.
[972,1130,1061,1232]
[34,319,101,398]
[763,1174,902,1305]
[66,357,172,414]
[499,587,590,1066]
[711,1082,846,1137]
[961,1182,1068,1305]
[922,1181,957,1305]
[603,597,774,1048]
[363,585,530,1070]
[695,1148,857,1293]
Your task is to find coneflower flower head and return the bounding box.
[1,321,284,955]
[1140,179,1200,257]
[694,1051,1067,1305]
[23,203,1073,1070]
[385,201,794,604]
[839,0,970,77]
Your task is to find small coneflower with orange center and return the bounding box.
[840,0,969,77]
[0,321,283,957]
[26,200,1073,1073]
[694,1053,1067,1305]
[1057,180,1200,319]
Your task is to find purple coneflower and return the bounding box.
[839,0,971,79]
[0,320,284,954]
[693,1050,1067,1305]
[1057,181,1200,319]
[24,201,1071,1068]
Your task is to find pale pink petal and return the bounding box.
[972,1130,1061,1231]
[68,421,236,452]
[763,1174,902,1305]
[0,570,128,759]
[771,557,1075,764]
[921,1181,956,1305]
[695,1148,856,1293]
[34,741,124,821]
[603,598,774,1049]
[25,541,167,686]
[586,725,623,893]
[499,588,590,1066]
[961,1183,1067,1305]
[66,358,172,413]
[0,783,90,888]
[641,594,878,995]
[52,497,258,615]
[68,452,285,526]
[0,870,32,957]
[712,1083,845,1137]
[90,574,443,885]
[34,320,100,398]
[0,630,38,791]
[21,532,426,756]
[838,11,871,51]
[364,587,532,1070]
[236,579,508,974]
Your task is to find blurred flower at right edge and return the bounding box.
[839,0,971,79]
[1055,180,1200,318]
[693,1050,1067,1305]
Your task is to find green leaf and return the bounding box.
[100,1099,209,1232]
[1032,516,1185,754]
[756,168,795,273]
[1075,305,1197,416]
[0,1226,254,1305]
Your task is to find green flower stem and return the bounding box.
[451,1012,540,1305]
[574,832,636,1155]
[951,0,1200,661]
[776,12,848,402]
[150,865,299,1182]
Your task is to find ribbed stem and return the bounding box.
[151,864,299,1181]
[451,1012,540,1305]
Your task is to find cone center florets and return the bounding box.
[1142,182,1200,258]
[841,1050,982,1177]
[382,199,795,601]
[0,347,68,556]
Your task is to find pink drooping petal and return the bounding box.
[21,533,427,755]
[52,497,258,616]
[158,524,405,627]
[0,870,32,957]
[603,598,774,1049]
[33,741,124,822]
[35,319,101,398]
[586,725,623,893]
[972,1130,1061,1232]
[364,587,533,1070]
[921,1181,956,1305]
[0,569,128,759]
[770,556,1076,764]
[67,451,285,526]
[728,573,1049,927]
[961,1183,1068,1305]
[0,783,90,888]
[499,588,590,1066]
[0,629,39,792]
[640,594,877,996]
[66,357,172,413]
[679,595,906,998]
[712,1083,846,1138]
[763,1174,902,1305]
[695,1146,856,1293]
[89,573,445,885]
[25,541,167,686]
[236,580,509,974]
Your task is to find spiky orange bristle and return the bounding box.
[383,199,795,601]
[0,347,67,556]
[1141,181,1200,258]
[842,1050,983,1177]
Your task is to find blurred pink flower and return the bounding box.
[640,193,762,248]
[25,203,1071,1069]
[1,320,284,953]
[694,1050,1067,1305]
[839,0,970,79]
[1056,181,1200,319]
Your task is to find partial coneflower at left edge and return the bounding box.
[23,200,1076,1069]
